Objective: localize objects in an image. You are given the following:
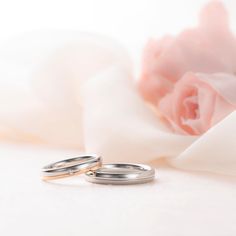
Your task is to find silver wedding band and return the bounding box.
[85,163,155,185]
[41,155,155,185]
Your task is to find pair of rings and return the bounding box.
[41,154,155,185]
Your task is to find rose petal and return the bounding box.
[197,73,236,106]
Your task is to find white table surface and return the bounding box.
[0,143,235,236]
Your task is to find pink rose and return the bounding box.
[138,1,236,135]
[158,72,236,135]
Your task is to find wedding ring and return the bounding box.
[41,154,102,180]
[85,163,155,185]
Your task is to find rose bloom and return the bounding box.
[139,1,236,135]
[158,72,236,135]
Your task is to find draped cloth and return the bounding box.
[0,31,235,176]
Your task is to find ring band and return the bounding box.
[41,154,102,180]
[85,163,155,185]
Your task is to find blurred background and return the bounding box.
[0,0,235,64]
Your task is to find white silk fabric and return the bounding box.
[0,31,235,176]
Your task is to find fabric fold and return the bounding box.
[0,30,235,176]
[170,111,236,175]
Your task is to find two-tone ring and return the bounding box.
[41,155,155,185]
[41,154,102,181]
